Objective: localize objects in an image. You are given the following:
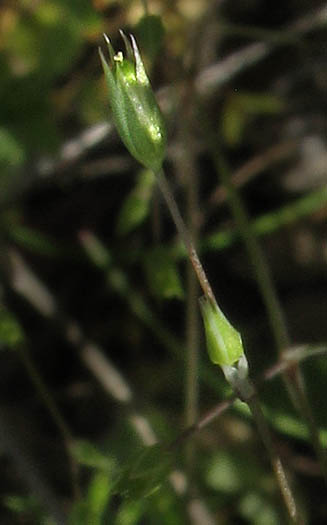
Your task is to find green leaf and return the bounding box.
[68,502,90,525]
[4,495,39,514]
[71,439,116,471]
[206,451,244,493]
[87,471,112,514]
[79,231,112,269]
[222,91,283,146]
[205,449,264,495]
[143,246,184,300]
[3,494,54,524]
[135,15,165,65]
[221,99,247,147]
[116,169,155,235]
[116,444,174,500]
[4,224,69,258]
[239,491,281,525]
[69,443,119,524]
[237,92,284,114]
[0,127,25,167]
[0,307,25,348]
[114,500,146,525]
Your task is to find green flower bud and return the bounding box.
[99,31,166,172]
[200,296,244,367]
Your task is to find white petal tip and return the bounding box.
[103,33,110,44]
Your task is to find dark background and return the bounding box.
[1,1,327,523]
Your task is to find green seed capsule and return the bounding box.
[200,296,244,366]
[99,32,166,172]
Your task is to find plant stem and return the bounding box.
[156,169,216,304]
[247,394,300,523]
[157,167,202,480]
[184,261,199,480]
[141,0,149,15]
[212,146,327,484]
[185,160,200,478]
[16,343,80,499]
[156,167,301,519]
[224,362,300,523]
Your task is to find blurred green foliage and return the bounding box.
[0,306,25,348]
[1,0,102,161]
[1,1,327,524]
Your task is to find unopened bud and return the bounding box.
[200,296,244,367]
[99,32,166,172]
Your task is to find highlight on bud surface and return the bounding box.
[200,296,244,367]
[99,31,166,172]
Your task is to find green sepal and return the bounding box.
[200,296,244,366]
[99,32,166,172]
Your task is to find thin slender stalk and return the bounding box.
[212,146,327,483]
[155,167,300,521]
[185,173,200,478]
[172,344,327,448]
[157,163,201,478]
[223,362,300,524]
[285,364,327,482]
[185,271,200,427]
[156,169,215,304]
[184,263,199,481]
[248,395,300,523]
[16,343,80,499]
[141,0,149,15]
